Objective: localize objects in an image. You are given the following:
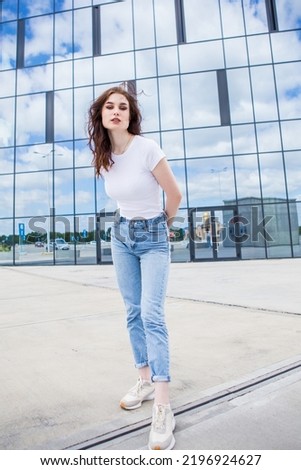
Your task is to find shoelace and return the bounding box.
[131,377,143,396]
[153,405,166,430]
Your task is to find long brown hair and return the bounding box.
[87,86,142,176]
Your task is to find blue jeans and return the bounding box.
[111,212,171,382]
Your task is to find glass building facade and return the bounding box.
[1,0,301,265]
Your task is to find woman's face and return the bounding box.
[101,93,130,132]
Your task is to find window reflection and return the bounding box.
[75,140,93,168]
[256,123,281,152]
[185,127,232,158]
[54,169,74,215]
[1,22,17,70]
[227,69,253,124]
[19,1,53,18]
[224,38,248,68]
[232,124,257,155]
[135,50,157,79]
[54,90,73,141]
[247,34,272,65]
[75,167,95,213]
[0,71,15,97]
[100,1,133,54]
[137,79,159,132]
[17,65,53,95]
[0,97,14,147]
[275,62,301,120]
[281,120,301,151]
[259,153,286,199]
[161,131,184,160]
[55,61,73,90]
[243,0,268,34]
[0,149,14,175]
[94,53,135,84]
[219,0,245,37]
[159,76,182,130]
[74,8,92,59]
[179,41,224,73]
[54,11,73,62]
[15,171,50,217]
[74,87,93,139]
[181,72,220,128]
[157,47,179,76]
[251,66,278,121]
[186,157,234,206]
[284,151,301,200]
[24,16,53,66]
[16,94,45,145]
[235,154,261,199]
[272,31,301,63]
[275,0,301,31]
[184,0,221,42]
[154,0,177,46]
[0,175,13,217]
[133,0,155,49]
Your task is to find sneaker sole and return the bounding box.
[120,391,155,410]
[148,416,176,450]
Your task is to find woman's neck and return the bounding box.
[110,131,133,155]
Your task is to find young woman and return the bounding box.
[88,86,182,450]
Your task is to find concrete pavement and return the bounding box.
[0,258,300,450]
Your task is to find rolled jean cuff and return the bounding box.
[152,375,171,383]
[135,361,149,369]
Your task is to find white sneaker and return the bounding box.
[120,377,155,410]
[148,404,176,450]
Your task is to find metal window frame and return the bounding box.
[174,0,186,44]
[265,0,278,32]
[16,19,25,69]
[45,91,54,143]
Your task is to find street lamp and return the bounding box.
[34,149,63,252]
[210,167,227,201]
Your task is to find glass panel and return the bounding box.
[94,53,135,84]
[247,34,272,65]
[74,8,92,59]
[75,167,96,213]
[224,37,248,68]
[2,3,18,21]
[227,68,253,124]
[243,0,268,34]
[74,87,93,139]
[235,154,261,199]
[74,214,97,265]
[19,1,53,18]
[1,22,17,70]
[74,0,91,7]
[55,0,73,12]
[0,148,14,174]
[54,89,73,141]
[0,97,14,147]
[54,11,73,61]
[54,169,74,215]
[170,209,189,263]
[259,153,286,199]
[169,160,187,207]
[185,127,232,158]
[290,201,301,258]
[264,202,292,258]
[137,79,159,132]
[159,76,182,130]
[0,174,13,217]
[256,122,282,152]
[285,151,301,201]
[157,46,179,76]
[17,64,53,95]
[251,65,278,121]
[161,131,184,160]
[281,120,301,151]
[0,70,15,97]
[74,58,92,87]
[16,94,45,145]
[220,0,245,37]
[15,171,51,217]
[100,1,133,54]
[275,62,301,120]
[154,0,177,47]
[24,16,54,66]
[232,124,257,155]
[186,157,234,206]
[181,72,220,128]
[275,0,301,30]
[179,41,224,73]
[55,61,73,90]
[0,220,13,265]
[75,139,93,168]
[133,0,155,49]
[272,31,301,63]
[135,49,157,79]
[236,202,266,259]
[184,0,221,41]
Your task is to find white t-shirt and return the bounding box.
[103,135,165,219]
